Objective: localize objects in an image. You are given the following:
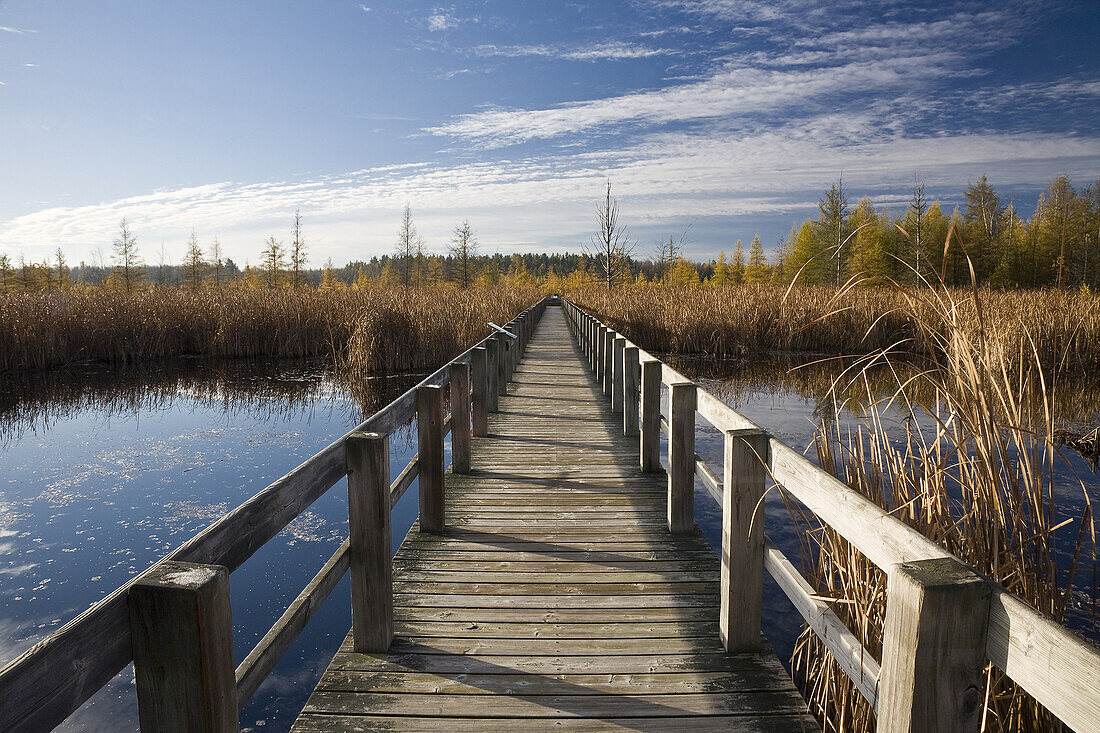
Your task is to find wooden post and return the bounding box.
[485,338,500,412]
[417,384,445,533]
[878,557,991,732]
[471,347,488,436]
[612,337,626,414]
[450,361,471,474]
[667,382,696,534]
[128,561,237,733]
[345,431,392,652]
[595,326,606,382]
[505,321,517,381]
[496,334,509,396]
[623,346,639,437]
[720,429,768,653]
[640,360,661,471]
[603,330,615,397]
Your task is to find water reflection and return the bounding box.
[0,358,426,732]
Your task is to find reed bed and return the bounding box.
[779,281,1097,731]
[571,285,1100,376]
[0,286,541,375]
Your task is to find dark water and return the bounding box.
[2,354,1096,730]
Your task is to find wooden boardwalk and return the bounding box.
[292,307,816,732]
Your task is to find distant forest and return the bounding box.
[2,173,1097,292]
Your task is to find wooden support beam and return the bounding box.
[596,326,607,382]
[667,382,697,534]
[417,385,445,533]
[128,561,237,733]
[640,360,662,472]
[878,557,991,732]
[470,346,488,436]
[623,346,639,437]
[449,362,471,474]
[720,429,768,653]
[345,432,392,653]
[612,337,626,414]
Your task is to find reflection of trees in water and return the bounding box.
[0,358,421,442]
[669,352,1100,428]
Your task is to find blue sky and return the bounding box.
[1,0,1097,267]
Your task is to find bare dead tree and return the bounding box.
[450,219,478,288]
[396,203,416,289]
[112,217,143,293]
[586,179,635,289]
[289,209,308,288]
[208,236,224,287]
[905,176,928,280]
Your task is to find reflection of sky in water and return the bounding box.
[0,363,427,732]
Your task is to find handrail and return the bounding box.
[562,298,1100,732]
[0,297,550,732]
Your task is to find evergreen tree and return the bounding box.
[711,250,729,285]
[844,197,889,283]
[814,178,849,286]
[784,221,823,284]
[745,235,769,283]
[53,248,69,289]
[903,178,928,282]
[731,239,745,283]
[395,203,416,288]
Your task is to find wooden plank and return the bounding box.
[294,305,815,732]
[721,430,768,653]
[293,713,813,732]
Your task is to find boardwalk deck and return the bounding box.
[292,307,817,732]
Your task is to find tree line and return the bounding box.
[2,174,1097,293]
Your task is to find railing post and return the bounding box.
[595,326,606,382]
[505,321,517,380]
[640,360,661,471]
[486,337,500,411]
[450,361,471,474]
[668,382,696,534]
[612,337,626,414]
[878,558,991,733]
[603,330,615,398]
[128,561,237,733]
[496,334,509,396]
[345,431,392,652]
[417,384,445,533]
[471,347,488,436]
[623,346,639,437]
[720,429,768,653]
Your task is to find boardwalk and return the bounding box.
[292,306,816,731]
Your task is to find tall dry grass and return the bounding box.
[783,280,1097,731]
[571,284,1100,376]
[0,286,541,375]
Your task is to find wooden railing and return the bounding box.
[562,299,1100,733]
[0,297,551,732]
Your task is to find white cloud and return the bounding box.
[474,41,673,62]
[427,9,458,32]
[357,4,371,12]
[0,26,36,34]
[2,119,1095,263]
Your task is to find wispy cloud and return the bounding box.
[0,25,36,34]
[427,8,460,32]
[474,41,674,62]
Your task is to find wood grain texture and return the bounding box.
[128,561,237,733]
[346,432,393,652]
[471,346,489,436]
[292,306,815,732]
[417,385,445,534]
[878,558,991,732]
[720,430,768,653]
[450,361,472,474]
[668,382,697,534]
